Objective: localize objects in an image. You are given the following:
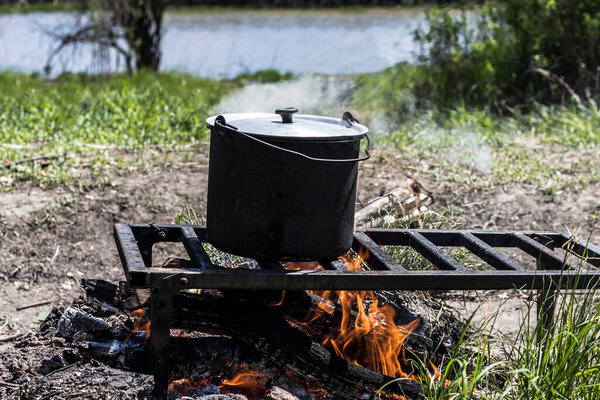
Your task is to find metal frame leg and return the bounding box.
[150,280,173,400]
[537,286,557,334]
[536,257,557,337]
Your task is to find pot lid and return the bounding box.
[206,108,368,140]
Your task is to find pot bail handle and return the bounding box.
[275,107,298,123]
[213,114,370,163]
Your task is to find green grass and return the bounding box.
[0,70,236,187]
[352,64,600,193]
[400,279,600,400]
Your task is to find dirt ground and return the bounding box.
[1,145,599,382]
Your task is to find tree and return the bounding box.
[47,0,165,74]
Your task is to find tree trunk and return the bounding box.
[124,0,164,71]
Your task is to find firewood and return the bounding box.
[354,176,433,228]
[82,280,422,399]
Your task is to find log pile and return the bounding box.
[355,175,433,228]
[81,279,445,399]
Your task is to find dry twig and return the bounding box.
[43,361,82,378]
[16,299,53,311]
[532,67,584,108]
[0,332,25,342]
[2,154,64,170]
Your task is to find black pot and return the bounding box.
[205,108,370,261]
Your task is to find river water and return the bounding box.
[0,9,427,78]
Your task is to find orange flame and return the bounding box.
[284,261,323,271]
[219,369,272,398]
[271,290,286,307]
[124,308,150,343]
[292,248,423,379]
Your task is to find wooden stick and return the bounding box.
[355,188,412,227]
[0,332,25,342]
[2,154,64,169]
[43,361,82,378]
[0,380,20,389]
[16,299,52,311]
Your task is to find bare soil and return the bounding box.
[1,145,599,397]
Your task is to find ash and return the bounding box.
[0,297,326,400]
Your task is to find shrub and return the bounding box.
[415,1,600,110]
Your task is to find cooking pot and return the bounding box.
[205,107,369,261]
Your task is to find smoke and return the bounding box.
[215,76,495,174]
[213,74,354,117]
[414,127,495,173]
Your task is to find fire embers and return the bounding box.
[168,369,318,400]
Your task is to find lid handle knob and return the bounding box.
[275,107,298,123]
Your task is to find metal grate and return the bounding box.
[115,223,600,291]
[113,223,600,399]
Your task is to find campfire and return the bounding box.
[82,244,441,400]
[101,220,600,400]
[150,249,433,399]
[4,219,596,400]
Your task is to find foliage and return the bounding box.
[0,2,86,13]
[409,278,600,399]
[0,1,483,14]
[415,1,600,109]
[0,71,234,185]
[352,63,421,126]
[353,63,600,145]
[231,69,294,85]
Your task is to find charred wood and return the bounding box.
[83,279,422,399]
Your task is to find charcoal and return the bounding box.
[57,307,110,339]
[168,390,183,399]
[38,353,66,375]
[62,348,83,363]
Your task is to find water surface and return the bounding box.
[0,9,427,77]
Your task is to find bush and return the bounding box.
[415,1,600,110]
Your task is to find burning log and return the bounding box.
[227,289,432,362]
[82,279,422,399]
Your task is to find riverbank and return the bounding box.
[0,9,427,77]
[2,69,600,398]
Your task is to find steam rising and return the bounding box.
[214,74,354,117]
[215,75,495,173]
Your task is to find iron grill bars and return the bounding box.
[115,223,600,291]
[113,223,600,399]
